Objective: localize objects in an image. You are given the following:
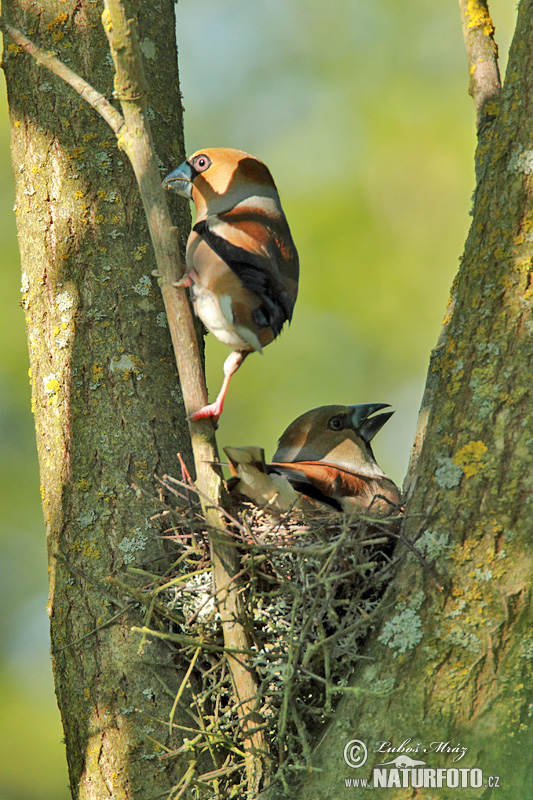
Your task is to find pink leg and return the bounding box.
[189,351,248,422]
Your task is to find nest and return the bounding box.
[130,474,403,798]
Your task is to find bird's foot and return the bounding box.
[188,401,223,424]
[173,273,194,289]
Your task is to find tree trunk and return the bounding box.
[294,1,533,797]
[3,0,196,796]
[7,0,533,798]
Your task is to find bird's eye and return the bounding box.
[328,416,344,431]
[192,154,211,172]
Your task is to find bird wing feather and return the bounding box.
[194,213,297,337]
[224,446,301,510]
[269,462,377,512]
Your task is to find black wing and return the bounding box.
[194,219,295,337]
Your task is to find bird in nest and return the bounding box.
[224,403,402,516]
[163,147,299,421]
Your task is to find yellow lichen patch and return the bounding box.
[134,244,149,261]
[8,43,23,55]
[45,377,61,395]
[47,12,69,30]
[76,478,92,492]
[82,541,100,559]
[451,539,476,566]
[101,9,112,33]
[453,440,488,478]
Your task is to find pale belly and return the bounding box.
[192,284,250,349]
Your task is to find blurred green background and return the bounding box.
[0,2,516,797]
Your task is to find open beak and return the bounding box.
[350,403,394,443]
[162,160,193,198]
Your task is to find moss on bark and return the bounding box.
[4,0,197,796]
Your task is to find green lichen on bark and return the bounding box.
[3,0,197,797]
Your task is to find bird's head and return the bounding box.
[272,403,394,476]
[162,147,279,219]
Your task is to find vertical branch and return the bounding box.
[458,0,502,179]
[0,13,216,485]
[99,4,218,481]
[100,2,269,786]
[1,6,269,793]
[100,1,270,790]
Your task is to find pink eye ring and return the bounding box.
[192,154,211,172]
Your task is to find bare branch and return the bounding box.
[101,0,270,790]
[458,0,501,132]
[2,5,269,791]
[0,20,124,134]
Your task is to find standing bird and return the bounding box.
[224,404,402,516]
[163,147,299,421]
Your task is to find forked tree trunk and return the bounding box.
[3,0,196,796]
[6,0,533,798]
[296,2,533,797]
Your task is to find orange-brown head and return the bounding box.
[163,147,280,219]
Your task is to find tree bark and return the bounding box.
[294,1,533,797]
[3,0,197,796]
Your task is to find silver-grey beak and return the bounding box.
[350,403,394,443]
[162,161,193,198]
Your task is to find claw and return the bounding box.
[173,273,194,289]
[188,402,222,426]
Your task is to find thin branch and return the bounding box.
[0,20,124,134]
[458,0,501,133]
[2,8,269,790]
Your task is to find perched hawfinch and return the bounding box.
[163,147,299,421]
[224,404,402,516]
